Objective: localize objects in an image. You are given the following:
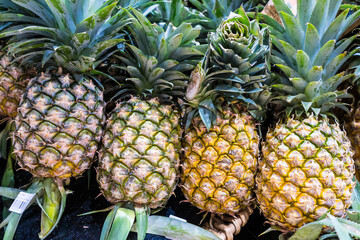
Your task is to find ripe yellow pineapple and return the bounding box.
[182,105,259,214]
[256,0,358,231]
[258,116,354,229]
[181,8,270,219]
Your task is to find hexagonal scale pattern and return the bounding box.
[257,116,355,230]
[97,97,181,209]
[12,72,105,178]
[181,109,259,214]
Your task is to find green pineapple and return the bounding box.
[96,8,203,240]
[0,0,128,238]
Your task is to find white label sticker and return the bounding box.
[9,192,36,214]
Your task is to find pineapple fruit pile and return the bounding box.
[0,0,359,239]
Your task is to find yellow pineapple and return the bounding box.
[256,0,358,231]
[181,8,270,221]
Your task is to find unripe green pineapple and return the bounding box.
[0,0,128,238]
[96,9,203,239]
[13,71,104,178]
[98,97,181,208]
[0,46,29,118]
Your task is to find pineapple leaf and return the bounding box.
[279,12,304,50]
[289,222,323,240]
[107,207,135,240]
[321,9,348,44]
[327,214,352,240]
[291,78,308,92]
[304,23,320,62]
[278,40,298,68]
[329,36,357,65]
[133,215,221,240]
[213,0,226,19]
[272,84,298,95]
[324,52,347,80]
[276,64,301,78]
[199,101,215,131]
[313,92,337,107]
[134,205,148,240]
[304,81,320,100]
[0,187,24,199]
[39,180,67,240]
[44,0,75,33]
[167,33,183,58]
[309,0,329,36]
[298,0,316,29]
[347,211,360,223]
[100,205,119,240]
[273,0,294,16]
[11,0,54,26]
[296,50,311,78]
[42,49,54,67]
[0,13,45,24]
[306,66,323,82]
[352,181,360,212]
[313,40,335,67]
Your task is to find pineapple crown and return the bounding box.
[146,0,207,29]
[257,0,360,118]
[184,9,271,130]
[208,8,270,88]
[0,0,129,75]
[189,0,265,31]
[113,8,204,100]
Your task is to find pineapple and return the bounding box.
[0,0,127,238]
[345,44,360,181]
[0,49,28,118]
[96,9,203,239]
[256,0,359,231]
[0,1,35,118]
[181,8,270,217]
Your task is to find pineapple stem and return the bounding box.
[134,204,149,240]
[39,178,67,239]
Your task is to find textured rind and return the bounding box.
[345,108,360,181]
[181,109,259,214]
[12,72,105,178]
[0,52,28,118]
[97,97,182,209]
[257,116,355,230]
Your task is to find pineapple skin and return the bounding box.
[0,52,28,118]
[345,108,360,181]
[181,108,259,214]
[12,72,105,178]
[257,116,355,230]
[97,97,182,209]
